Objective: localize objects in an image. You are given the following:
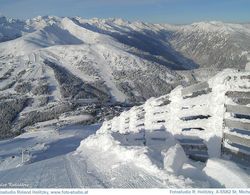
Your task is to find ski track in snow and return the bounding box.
[0,124,184,188]
[0,153,169,188]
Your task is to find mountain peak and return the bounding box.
[26,15,61,29]
[0,14,21,24]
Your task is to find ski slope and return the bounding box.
[0,153,169,188]
[0,153,175,188]
[0,124,192,188]
[0,120,248,188]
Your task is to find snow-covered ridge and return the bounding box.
[1,15,250,69]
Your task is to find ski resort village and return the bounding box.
[0,13,250,191]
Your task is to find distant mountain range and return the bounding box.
[0,15,250,138]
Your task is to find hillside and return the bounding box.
[0,15,250,138]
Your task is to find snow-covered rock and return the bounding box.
[161,144,188,174]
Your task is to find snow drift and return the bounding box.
[204,158,250,188]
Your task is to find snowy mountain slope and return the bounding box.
[0,16,33,42]
[0,16,180,99]
[2,16,250,71]
[72,17,197,70]
[0,15,250,139]
[0,16,182,138]
[171,21,250,70]
[73,18,250,70]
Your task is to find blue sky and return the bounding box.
[0,0,249,24]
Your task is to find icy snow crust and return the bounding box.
[77,69,250,188]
